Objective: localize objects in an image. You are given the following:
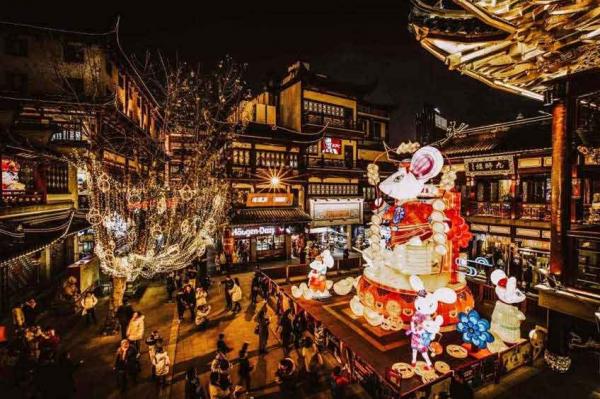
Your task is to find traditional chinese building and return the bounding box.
[0,21,164,314]
[436,115,553,299]
[409,0,600,371]
[222,61,393,264]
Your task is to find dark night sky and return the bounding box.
[3,0,541,143]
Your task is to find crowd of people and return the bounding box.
[0,297,81,398]
[0,265,354,398]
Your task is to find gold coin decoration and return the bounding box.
[385,300,401,317]
[446,344,468,359]
[413,361,430,376]
[421,371,439,384]
[391,362,415,379]
[434,361,451,374]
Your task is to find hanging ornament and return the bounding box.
[178,184,195,202]
[97,172,110,193]
[157,195,167,215]
[86,208,102,226]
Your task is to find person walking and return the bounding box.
[230,278,242,314]
[221,275,234,311]
[146,330,163,379]
[116,298,134,340]
[301,337,322,384]
[256,306,270,354]
[176,288,186,321]
[278,309,294,356]
[216,333,232,355]
[182,284,196,321]
[185,367,205,399]
[250,272,261,305]
[114,339,139,392]
[237,342,253,391]
[275,357,297,395]
[152,346,170,387]
[166,273,176,302]
[80,291,98,325]
[292,311,307,350]
[126,311,145,351]
[195,303,211,330]
[195,286,208,307]
[330,366,351,399]
[22,298,38,327]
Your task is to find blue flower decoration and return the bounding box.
[456,310,494,349]
[393,206,406,224]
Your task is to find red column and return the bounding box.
[550,101,570,276]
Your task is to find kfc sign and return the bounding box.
[321,137,342,154]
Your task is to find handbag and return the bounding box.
[81,309,87,316]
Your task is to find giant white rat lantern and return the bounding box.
[351,144,475,331]
[490,269,526,344]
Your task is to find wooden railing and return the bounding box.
[262,257,362,284]
[1,191,44,207]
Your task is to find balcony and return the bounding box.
[468,201,551,222]
[305,155,357,171]
[469,201,511,218]
[302,112,363,133]
[568,226,600,295]
[518,203,551,221]
[1,190,44,207]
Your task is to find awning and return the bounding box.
[0,210,90,265]
[230,207,312,226]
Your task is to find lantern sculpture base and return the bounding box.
[353,271,474,330]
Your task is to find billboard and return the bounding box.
[321,137,342,154]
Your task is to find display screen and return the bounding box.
[1,158,25,191]
[321,137,342,154]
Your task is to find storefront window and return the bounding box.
[521,176,550,204]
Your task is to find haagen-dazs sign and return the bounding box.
[232,226,280,237]
[310,199,363,227]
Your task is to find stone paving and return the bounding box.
[10,268,599,399]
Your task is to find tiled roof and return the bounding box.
[438,117,552,158]
[230,207,312,226]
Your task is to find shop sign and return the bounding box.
[232,226,280,237]
[321,137,342,154]
[246,193,293,207]
[517,157,542,169]
[518,239,550,251]
[470,224,489,233]
[310,199,363,227]
[516,228,540,238]
[464,155,514,177]
[489,225,511,235]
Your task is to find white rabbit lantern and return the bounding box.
[407,275,457,369]
[490,269,526,344]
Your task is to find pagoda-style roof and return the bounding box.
[436,114,552,158]
[409,0,600,100]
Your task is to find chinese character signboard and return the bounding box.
[309,198,363,227]
[464,155,515,177]
[246,193,293,207]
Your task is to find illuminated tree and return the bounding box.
[80,56,247,325]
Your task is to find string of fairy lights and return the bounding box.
[80,57,245,282]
